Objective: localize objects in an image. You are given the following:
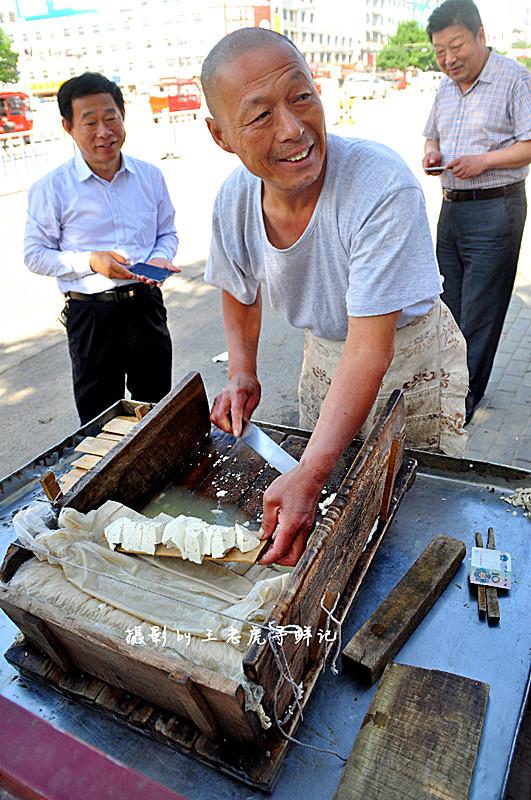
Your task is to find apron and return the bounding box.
[298,298,468,457]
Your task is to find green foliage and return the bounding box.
[517,56,531,70]
[0,27,19,83]
[376,20,437,73]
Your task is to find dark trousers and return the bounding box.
[65,287,172,425]
[436,189,527,415]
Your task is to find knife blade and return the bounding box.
[240,421,298,474]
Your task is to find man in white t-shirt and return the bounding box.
[202,28,467,566]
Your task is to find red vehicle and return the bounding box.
[0,92,33,142]
[149,78,201,120]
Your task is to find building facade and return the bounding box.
[1,0,530,97]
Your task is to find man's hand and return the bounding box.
[258,463,325,566]
[90,251,141,281]
[210,371,261,437]
[146,257,181,286]
[423,143,443,175]
[446,154,488,179]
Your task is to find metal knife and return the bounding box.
[240,421,298,474]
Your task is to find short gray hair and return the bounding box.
[201,28,300,119]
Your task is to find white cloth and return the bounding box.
[205,134,442,340]
[24,149,178,294]
[298,298,468,456]
[10,501,290,712]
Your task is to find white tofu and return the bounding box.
[103,517,164,554]
[221,526,236,554]
[104,518,126,550]
[162,515,190,552]
[210,525,228,559]
[235,523,260,553]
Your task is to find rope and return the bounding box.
[320,593,343,676]
[15,533,347,761]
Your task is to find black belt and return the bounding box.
[67,283,154,303]
[442,180,525,202]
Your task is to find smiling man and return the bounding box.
[24,72,179,424]
[202,28,468,566]
[423,0,531,424]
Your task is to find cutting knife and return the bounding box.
[240,421,298,474]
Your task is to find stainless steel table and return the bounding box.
[0,430,529,800]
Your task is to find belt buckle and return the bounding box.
[113,286,138,302]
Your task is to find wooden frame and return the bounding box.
[0,372,415,789]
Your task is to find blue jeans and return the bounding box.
[436,188,527,414]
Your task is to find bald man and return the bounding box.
[202,28,467,566]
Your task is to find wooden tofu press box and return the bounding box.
[0,372,415,790]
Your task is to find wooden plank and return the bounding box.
[39,470,63,503]
[0,543,34,584]
[342,534,466,684]
[113,538,270,564]
[333,664,489,800]
[4,606,72,671]
[71,453,102,470]
[485,527,500,625]
[74,436,117,457]
[0,587,260,744]
[169,669,218,740]
[96,432,124,442]
[243,391,407,718]
[59,467,86,485]
[102,418,137,436]
[62,372,211,513]
[475,531,487,620]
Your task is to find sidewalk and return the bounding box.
[463,229,531,469]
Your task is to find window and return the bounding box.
[111,43,116,52]
[64,29,70,37]
[78,26,84,34]
[70,67,76,75]
[36,32,41,40]
[93,25,99,33]
[22,34,28,41]
[96,46,102,54]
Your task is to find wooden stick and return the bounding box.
[39,471,63,503]
[485,527,500,625]
[475,531,486,620]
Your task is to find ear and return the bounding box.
[62,117,73,137]
[477,26,486,47]
[206,116,235,155]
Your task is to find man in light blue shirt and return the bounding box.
[24,72,179,424]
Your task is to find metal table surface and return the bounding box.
[0,444,529,800]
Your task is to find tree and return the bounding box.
[376,20,437,74]
[0,27,19,84]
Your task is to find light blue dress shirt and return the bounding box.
[24,148,178,294]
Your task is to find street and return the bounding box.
[1,88,530,477]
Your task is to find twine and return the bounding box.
[13,536,347,762]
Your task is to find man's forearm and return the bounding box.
[483,140,531,170]
[299,312,399,484]
[223,288,262,378]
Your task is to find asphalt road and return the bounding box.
[0,90,465,478]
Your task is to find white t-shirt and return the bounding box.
[205,134,442,340]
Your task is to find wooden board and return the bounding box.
[62,372,211,513]
[243,390,408,719]
[102,418,138,436]
[74,436,117,457]
[71,453,102,471]
[333,663,489,800]
[109,538,271,564]
[341,533,466,684]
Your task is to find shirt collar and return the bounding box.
[476,48,497,85]
[74,147,135,182]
